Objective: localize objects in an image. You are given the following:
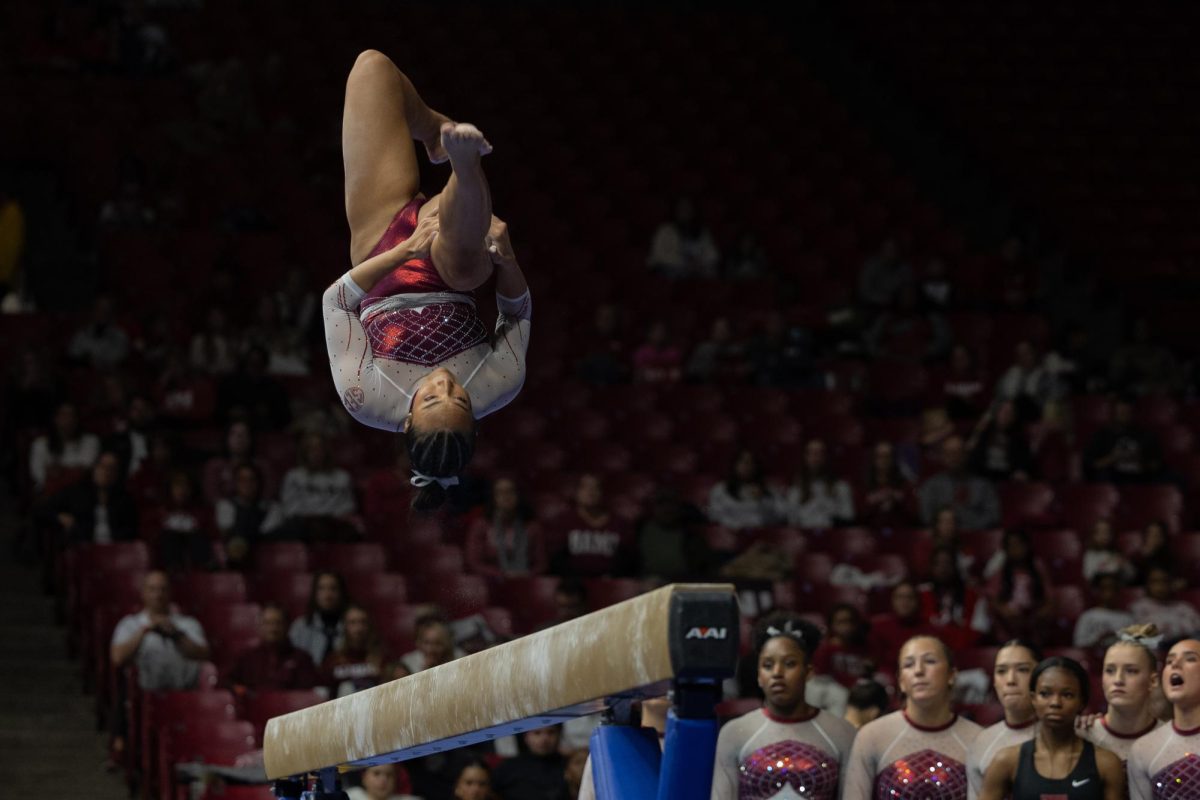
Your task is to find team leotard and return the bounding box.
[1078,717,1161,764]
[1128,723,1200,800]
[965,718,1037,799]
[842,711,982,800]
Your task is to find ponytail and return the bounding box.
[405,426,475,511]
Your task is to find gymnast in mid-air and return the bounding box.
[323,50,530,509]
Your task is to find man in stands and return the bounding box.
[917,435,999,530]
[228,603,319,692]
[549,474,635,576]
[110,570,210,690]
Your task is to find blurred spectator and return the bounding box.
[937,345,988,421]
[1082,519,1135,584]
[51,451,137,544]
[928,506,975,577]
[1043,325,1104,397]
[110,570,210,690]
[548,474,635,577]
[347,764,421,800]
[244,295,310,376]
[127,431,180,508]
[448,760,491,800]
[1132,520,1173,586]
[189,307,239,375]
[155,470,216,573]
[993,340,1053,423]
[549,578,589,627]
[985,530,1053,646]
[576,303,629,386]
[273,271,318,344]
[29,401,100,494]
[918,256,952,311]
[203,420,273,502]
[1083,396,1163,483]
[631,321,683,384]
[636,487,712,580]
[966,400,1034,481]
[5,348,63,435]
[918,546,988,650]
[466,477,547,578]
[706,449,780,530]
[858,441,916,528]
[280,432,357,539]
[1109,317,1181,396]
[844,681,891,729]
[321,604,386,698]
[491,726,569,800]
[217,345,292,430]
[919,407,957,468]
[724,231,768,281]
[102,394,155,477]
[646,197,719,279]
[871,581,932,673]
[918,436,999,530]
[229,604,319,692]
[779,439,854,528]
[362,446,413,539]
[1073,574,1134,650]
[1129,567,1200,639]
[863,283,951,362]
[215,463,283,569]
[289,571,348,665]
[98,178,157,228]
[858,237,912,308]
[156,348,217,425]
[746,312,818,388]
[67,294,130,369]
[685,317,748,383]
[0,188,25,297]
[812,604,876,688]
[564,749,589,800]
[400,616,465,675]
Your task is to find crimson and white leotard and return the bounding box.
[965,718,1036,799]
[842,711,982,800]
[710,707,857,800]
[1128,722,1200,800]
[1079,717,1161,765]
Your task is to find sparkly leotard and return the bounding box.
[1129,723,1200,800]
[1078,717,1161,765]
[711,708,857,800]
[966,718,1037,799]
[842,711,982,800]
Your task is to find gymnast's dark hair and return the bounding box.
[752,612,822,661]
[405,425,476,511]
[1031,656,1091,706]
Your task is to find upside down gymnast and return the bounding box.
[322,50,531,510]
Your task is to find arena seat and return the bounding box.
[196,603,261,656]
[1169,534,1200,583]
[250,572,313,621]
[142,690,237,799]
[493,576,561,633]
[159,720,256,800]
[173,572,248,612]
[1116,485,1183,532]
[956,647,1000,673]
[401,544,464,577]
[421,574,490,618]
[998,482,1057,528]
[252,542,311,575]
[1058,484,1120,533]
[1047,586,1088,646]
[311,542,388,577]
[243,690,324,744]
[353,573,410,608]
[830,527,878,562]
[584,578,646,609]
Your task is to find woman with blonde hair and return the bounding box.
[1077,623,1164,762]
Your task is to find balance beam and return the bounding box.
[263,583,738,779]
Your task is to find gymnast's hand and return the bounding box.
[486,217,516,268]
[386,211,440,264]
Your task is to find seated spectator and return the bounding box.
[631,321,683,384]
[1129,567,1200,639]
[111,570,210,690]
[812,604,876,689]
[919,406,957,469]
[646,197,719,279]
[1082,519,1135,584]
[928,506,976,577]
[347,764,420,800]
[986,530,1054,646]
[229,603,319,692]
[155,348,218,426]
[67,294,129,369]
[1073,574,1135,650]
[1044,325,1104,397]
[126,431,180,509]
[215,463,283,569]
[844,680,891,730]
[918,255,952,311]
[321,604,386,698]
[548,474,635,577]
[1132,520,1173,585]
[465,477,547,579]
[863,283,951,362]
[289,571,348,665]
[918,436,1000,530]
[189,307,239,375]
[51,450,137,544]
[400,616,465,675]
[4,347,64,436]
[216,345,292,430]
[548,578,589,628]
[871,581,933,674]
[858,236,912,309]
[1083,395,1164,484]
[29,401,101,495]
[685,317,748,383]
[576,303,630,386]
[746,311,819,388]
[966,400,1034,481]
[918,546,989,650]
[491,726,569,800]
[361,446,413,539]
[936,345,988,421]
[1109,317,1181,396]
[706,449,780,530]
[244,294,310,376]
[155,470,216,573]
[724,231,768,281]
[636,487,713,580]
[102,393,155,478]
[203,420,273,503]
[993,339,1053,423]
[280,432,357,539]
[858,441,916,528]
[273,270,318,345]
[449,760,491,800]
[779,439,854,528]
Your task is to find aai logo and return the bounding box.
[685,627,728,640]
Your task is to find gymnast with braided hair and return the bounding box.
[323,51,530,510]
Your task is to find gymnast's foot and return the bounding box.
[440,121,493,169]
[417,109,454,164]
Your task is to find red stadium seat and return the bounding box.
[173,572,248,612]
[159,720,255,800]
[854,553,910,583]
[353,573,410,608]
[142,690,238,797]
[375,605,426,654]
[403,545,464,577]
[830,527,877,562]
[243,690,324,744]
[998,482,1057,528]
[750,528,808,561]
[311,542,388,577]
[250,573,313,621]
[1137,395,1179,427]
[1169,534,1200,583]
[959,529,1004,575]
[956,647,1000,672]
[1116,486,1183,533]
[196,603,261,654]
[253,542,311,575]
[1031,530,1083,568]
[421,574,491,618]
[796,553,835,589]
[716,698,761,721]
[584,578,646,609]
[493,577,562,633]
[1058,485,1119,533]
[1047,586,1088,646]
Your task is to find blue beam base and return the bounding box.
[590,724,662,800]
[656,710,720,800]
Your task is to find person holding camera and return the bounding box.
[110,570,210,691]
